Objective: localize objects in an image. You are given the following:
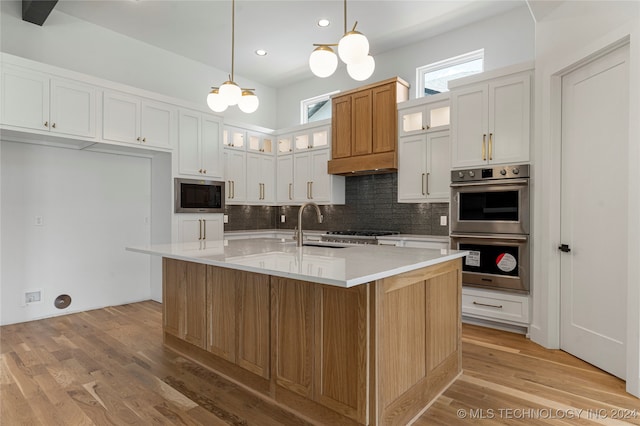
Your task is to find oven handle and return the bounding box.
[450,179,529,188]
[450,233,528,241]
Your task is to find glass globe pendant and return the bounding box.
[238,90,259,113]
[338,29,369,64]
[347,55,375,81]
[219,80,242,106]
[207,88,228,112]
[309,45,338,78]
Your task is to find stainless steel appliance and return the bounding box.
[450,164,530,293]
[321,230,399,245]
[174,178,225,213]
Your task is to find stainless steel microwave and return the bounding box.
[174,178,225,213]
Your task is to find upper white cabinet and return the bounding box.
[277,134,294,154]
[246,153,275,204]
[223,126,246,150]
[398,130,450,203]
[398,94,450,137]
[103,91,176,149]
[224,148,247,204]
[247,131,274,154]
[276,154,294,204]
[450,67,531,168]
[1,65,96,138]
[293,149,344,203]
[178,109,223,179]
[294,127,330,151]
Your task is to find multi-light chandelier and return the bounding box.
[207,0,259,114]
[309,0,375,81]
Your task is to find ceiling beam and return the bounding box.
[22,0,59,26]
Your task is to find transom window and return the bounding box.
[416,49,484,97]
[301,90,339,124]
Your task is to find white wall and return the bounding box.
[275,5,535,129]
[529,0,640,397]
[0,141,154,325]
[0,0,277,130]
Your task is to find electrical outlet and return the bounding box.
[223,214,229,224]
[280,215,286,223]
[440,215,447,226]
[25,290,42,304]
[35,216,44,226]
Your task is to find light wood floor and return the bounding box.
[1,301,638,425]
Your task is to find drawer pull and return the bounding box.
[473,301,503,309]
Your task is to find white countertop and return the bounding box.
[127,238,468,288]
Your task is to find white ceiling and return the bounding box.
[54,0,525,88]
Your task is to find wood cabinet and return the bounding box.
[450,69,531,168]
[207,267,270,378]
[178,109,223,179]
[329,77,409,175]
[161,257,462,425]
[173,214,223,243]
[104,91,176,149]
[398,130,450,203]
[246,153,275,204]
[163,258,207,349]
[272,277,368,421]
[1,65,96,138]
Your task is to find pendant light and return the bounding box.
[309,0,375,81]
[207,0,259,113]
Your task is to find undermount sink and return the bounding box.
[303,243,347,249]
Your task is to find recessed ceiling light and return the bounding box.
[318,19,330,27]
[255,49,267,56]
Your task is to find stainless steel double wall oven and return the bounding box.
[450,164,530,293]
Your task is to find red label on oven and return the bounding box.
[496,253,517,272]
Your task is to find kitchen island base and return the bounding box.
[162,257,462,425]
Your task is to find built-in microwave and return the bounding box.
[174,178,225,213]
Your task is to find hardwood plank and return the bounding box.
[2,301,638,426]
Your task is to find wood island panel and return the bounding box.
[162,257,462,426]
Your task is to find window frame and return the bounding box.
[300,90,340,124]
[416,49,485,98]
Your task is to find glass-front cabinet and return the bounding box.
[398,93,450,137]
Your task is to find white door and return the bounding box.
[425,131,450,202]
[103,91,140,144]
[201,115,223,179]
[178,110,202,176]
[276,155,294,204]
[397,134,427,202]
[293,151,311,201]
[50,79,96,138]
[560,43,629,379]
[141,100,174,149]
[1,65,49,131]
[450,84,487,168]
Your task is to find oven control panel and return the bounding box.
[452,164,530,182]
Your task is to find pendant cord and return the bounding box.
[231,0,235,81]
[343,0,347,34]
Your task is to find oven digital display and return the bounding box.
[481,168,493,178]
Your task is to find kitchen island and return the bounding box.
[128,239,468,425]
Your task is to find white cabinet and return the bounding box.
[462,287,530,326]
[104,91,176,149]
[174,214,223,243]
[1,65,96,138]
[246,153,275,204]
[224,148,247,204]
[277,134,294,154]
[293,127,330,151]
[398,131,450,203]
[178,109,223,179]
[276,154,294,204]
[293,149,344,203]
[223,126,246,150]
[450,70,531,168]
[398,95,450,137]
[247,131,275,154]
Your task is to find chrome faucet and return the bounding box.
[296,202,323,246]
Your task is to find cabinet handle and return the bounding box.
[472,301,503,309]
[199,169,203,174]
[426,172,430,195]
[44,121,48,127]
[231,180,235,199]
[137,137,141,142]
[422,124,430,130]
[482,134,487,161]
[202,219,206,240]
[488,133,493,161]
[227,181,232,199]
[142,137,146,143]
[288,183,293,200]
[198,219,203,240]
[421,173,426,195]
[203,169,207,174]
[309,182,313,199]
[52,123,56,129]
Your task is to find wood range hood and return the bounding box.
[328,77,409,176]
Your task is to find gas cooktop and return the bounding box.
[322,230,400,245]
[325,230,400,237]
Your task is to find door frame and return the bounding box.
[530,26,640,397]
